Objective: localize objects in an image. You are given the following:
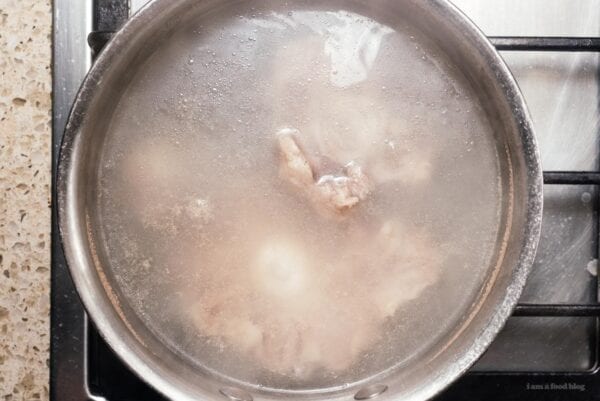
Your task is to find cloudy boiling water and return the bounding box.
[97,7,503,390]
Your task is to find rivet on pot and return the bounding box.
[219,387,253,401]
[354,384,388,400]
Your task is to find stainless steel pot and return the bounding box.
[57,0,543,400]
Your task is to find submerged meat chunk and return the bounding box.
[277,128,314,187]
[368,222,439,318]
[270,35,436,188]
[189,235,381,375]
[316,162,370,210]
[345,161,371,199]
[187,218,440,377]
[316,175,361,209]
[277,128,370,213]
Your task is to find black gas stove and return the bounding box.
[51,1,600,400]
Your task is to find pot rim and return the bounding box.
[57,1,543,400]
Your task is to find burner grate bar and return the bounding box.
[514,303,600,317]
[490,36,600,52]
[543,171,600,185]
[86,35,600,58]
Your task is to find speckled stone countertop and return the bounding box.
[0,0,52,400]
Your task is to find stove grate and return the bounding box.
[50,2,600,400]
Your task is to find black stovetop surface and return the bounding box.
[50,1,600,400]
